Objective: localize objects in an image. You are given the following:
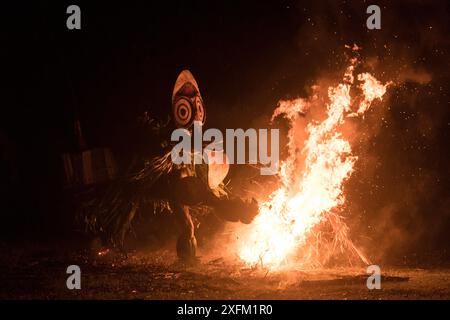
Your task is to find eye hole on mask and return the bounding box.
[173,97,194,127]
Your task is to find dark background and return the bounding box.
[1,0,449,264]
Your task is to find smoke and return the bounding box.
[234,0,450,265]
[187,1,450,266]
[285,0,450,265]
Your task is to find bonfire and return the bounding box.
[235,54,392,270]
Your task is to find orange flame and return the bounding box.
[236,58,391,269]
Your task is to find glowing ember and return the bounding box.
[97,248,110,256]
[236,58,391,269]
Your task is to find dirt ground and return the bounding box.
[1,241,449,300]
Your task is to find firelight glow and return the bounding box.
[236,58,392,269]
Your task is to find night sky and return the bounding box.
[1,1,449,263]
